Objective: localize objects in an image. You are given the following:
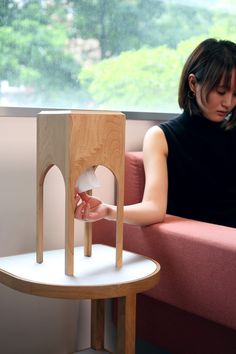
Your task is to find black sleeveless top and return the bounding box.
[159,111,236,228]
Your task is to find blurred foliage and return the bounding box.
[0,0,81,106]
[69,0,213,57]
[79,45,181,111]
[0,0,236,109]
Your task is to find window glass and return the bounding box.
[0,0,236,112]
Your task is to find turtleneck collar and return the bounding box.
[180,110,226,132]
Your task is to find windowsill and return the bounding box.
[0,106,177,121]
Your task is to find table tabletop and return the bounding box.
[0,244,160,299]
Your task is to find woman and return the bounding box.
[75,38,236,228]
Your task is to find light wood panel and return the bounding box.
[37,110,125,275]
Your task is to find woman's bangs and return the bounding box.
[221,68,234,90]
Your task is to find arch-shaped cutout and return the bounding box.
[43,164,66,250]
[39,163,65,187]
[93,164,117,204]
[75,164,117,204]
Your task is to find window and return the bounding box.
[1,0,236,112]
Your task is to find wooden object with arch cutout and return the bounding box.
[36,110,125,276]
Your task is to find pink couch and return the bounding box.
[92,151,236,354]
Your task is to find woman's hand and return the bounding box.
[74,188,108,222]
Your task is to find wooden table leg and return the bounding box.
[117,294,136,354]
[91,299,105,350]
[84,222,92,257]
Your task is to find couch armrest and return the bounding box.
[93,217,236,330]
[126,217,236,330]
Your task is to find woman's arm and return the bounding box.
[74,125,168,226]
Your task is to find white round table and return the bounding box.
[0,244,160,354]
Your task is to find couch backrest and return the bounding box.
[125,151,145,205]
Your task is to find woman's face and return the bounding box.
[189,70,236,122]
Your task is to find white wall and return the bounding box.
[0,115,155,353]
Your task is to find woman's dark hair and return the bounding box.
[178,38,236,129]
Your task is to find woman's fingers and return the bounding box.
[74,187,82,210]
[74,199,107,222]
[74,201,87,219]
[74,194,80,207]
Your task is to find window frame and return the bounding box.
[0,106,176,121]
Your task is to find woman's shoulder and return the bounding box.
[144,124,166,141]
[144,125,168,156]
